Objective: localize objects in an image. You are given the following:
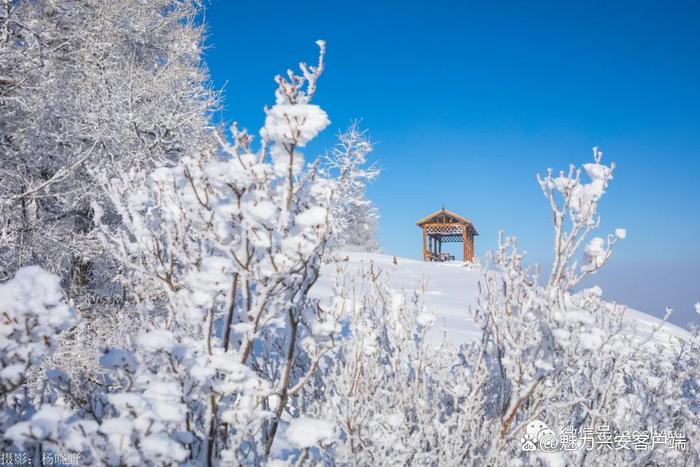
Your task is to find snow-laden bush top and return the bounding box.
[0,267,74,395]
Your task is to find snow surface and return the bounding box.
[312,251,688,345]
[313,251,482,343]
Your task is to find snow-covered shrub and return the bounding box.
[538,146,617,288]
[2,37,386,466]
[324,122,380,252]
[0,267,75,453]
[448,150,698,465]
[299,262,459,465]
[0,267,74,396]
[461,234,696,465]
[71,41,342,465]
[305,149,699,466]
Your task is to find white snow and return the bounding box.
[136,330,176,353]
[100,418,133,436]
[583,237,606,269]
[263,104,329,147]
[0,364,25,385]
[296,206,328,227]
[140,434,188,462]
[416,311,437,328]
[313,252,481,343]
[583,162,612,182]
[5,406,73,443]
[243,200,277,224]
[285,416,335,448]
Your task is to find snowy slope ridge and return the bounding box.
[312,251,688,345]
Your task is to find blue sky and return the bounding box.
[204,0,700,326]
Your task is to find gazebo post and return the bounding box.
[462,225,467,262]
[422,228,426,260]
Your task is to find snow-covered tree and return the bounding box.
[0,0,213,294]
[325,122,380,252]
[0,0,216,405]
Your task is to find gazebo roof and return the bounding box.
[416,208,479,235]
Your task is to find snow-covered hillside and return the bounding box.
[313,251,688,345]
[313,251,481,343]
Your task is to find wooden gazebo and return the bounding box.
[416,208,478,262]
